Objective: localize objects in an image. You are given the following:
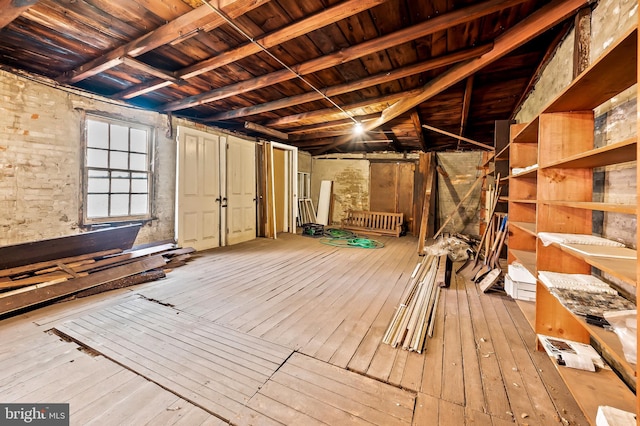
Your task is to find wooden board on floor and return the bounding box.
[238,352,414,426]
[54,297,292,423]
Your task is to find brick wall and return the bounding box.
[0,69,178,246]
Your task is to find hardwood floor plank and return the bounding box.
[438,398,465,426]
[503,298,589,425]
[412,392,439,425]
[258,379,374,425]
[462,273,511,419]
[490,295,563,425]
[456,273,487,413]
[233,406,284,426]
[441,276,464,405]
[400,351,425,392]
[278,360,414,418]
[478,291,542,424]
[419,280,446,397]
[244,393,327,426]
[55,319,245,421]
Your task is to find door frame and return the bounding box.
[269,141,298,236]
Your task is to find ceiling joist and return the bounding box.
[0,0,38,30]
[57,0,269,84]
[161,0,531,112]
[315,0,589,154]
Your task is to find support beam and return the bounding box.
[573,6,591,78]
[58,0,268,84]
[161,0,531,112]
[410,110,428,151]
[121,57,178,82]
[117,0,388,99]
[423,124,494,150]
[264,90,422,128]
[244,122,289,140]
[0,0,38,30]
[458,75,474,145]
[201,45,492,120]
[317,0,588,154]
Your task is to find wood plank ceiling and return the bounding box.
[0,0,587,153]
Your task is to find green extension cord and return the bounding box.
[323,228,357,239]
[319,236,384,249]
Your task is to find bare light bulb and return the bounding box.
[354,122,363,135]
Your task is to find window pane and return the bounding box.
[130,194,148,215]
[131,173,148,193]
[87,120,108,149]
[87,148,108,168]
[111,171,130,193]
[110,151,129,169]
[110,124,129,151]
[110,194,130,216]
[130,153,147,171]
[88,170,109,193]
[130,128,147,153]
[87,194,109,218]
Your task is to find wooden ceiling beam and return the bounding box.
[116,0,387,100]
[244,122,288,140]
[121,57,178,82]
[58,0,268,84]
[288,113,381,136]
[458,75,474,145]
[410,110,427,151]
[264,90,423,128]
[202,44,492,121]
[0,0,39,30]
[423,124,493,150]
[162,0,531,112]
[316,0,588,154]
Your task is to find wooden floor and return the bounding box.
[0,233,589,425]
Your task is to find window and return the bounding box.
[82,115,153,224]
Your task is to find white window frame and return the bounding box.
[81,113,155,225]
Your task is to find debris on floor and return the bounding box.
[0,225,194,317]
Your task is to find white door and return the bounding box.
[226,136,256,245]
[176,126,221,251]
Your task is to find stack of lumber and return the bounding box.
[383,254,447,353]
[0,225,194,316]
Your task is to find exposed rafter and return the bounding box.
[202,45,492,120]
[57,0,269,84]
[161,0,531,112]
[116,0,389,100]
[315,0,589,154]
[0,0,38,30]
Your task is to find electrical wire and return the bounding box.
[201,0,358,125]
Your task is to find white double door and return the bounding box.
[176,126,256,251]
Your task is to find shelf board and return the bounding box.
[510,221,536,236]
[542,137,637,169]
[512,117,539,144]
[509,249,536,276]
[508,199,537,204]
[509,166,538,179]
[550,353,636,424]
[542,201,635,214]
[554,243,636,287]
[544,26,637,114]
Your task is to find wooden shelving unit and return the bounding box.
[506,25,638,423]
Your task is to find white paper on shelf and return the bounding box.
[538,334,607,370]
[560,352,595,371]
[512,164,538,175]
[538,271,618,294]
[596,406,636,426]
[537,232,626,247]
